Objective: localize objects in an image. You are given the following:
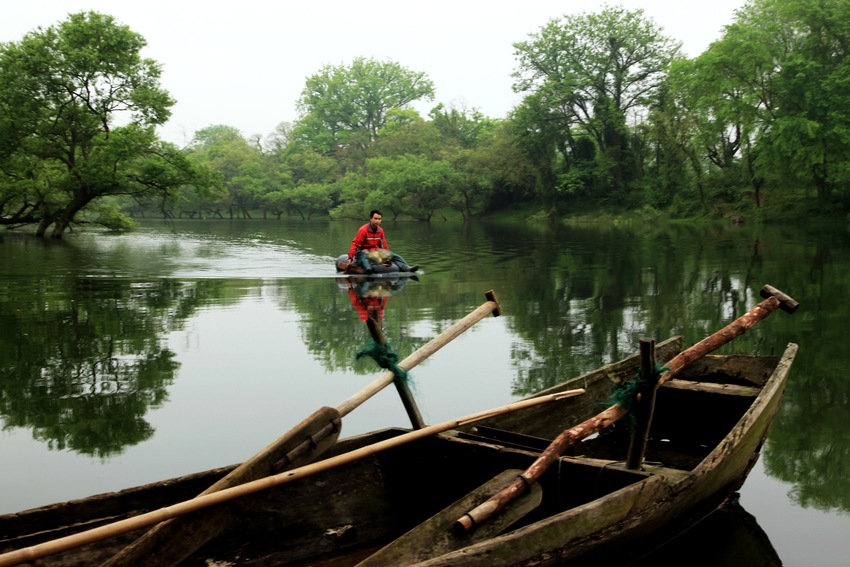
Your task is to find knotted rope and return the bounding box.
[356,340,409,382]
[608,363,668,428]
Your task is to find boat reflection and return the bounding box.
[626,496,781,566]
[339,275,414,323]
[339,275,425,429]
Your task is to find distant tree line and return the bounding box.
[1,0,849,238]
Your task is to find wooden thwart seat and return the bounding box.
[559,455,690,480]
[662,378,760,397]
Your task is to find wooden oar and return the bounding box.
[454,284,799,533]
[103,406,343,567]
[0,388,586,567]
[99,290,502,567]
[365,316,426,429]
[337,289,502,417]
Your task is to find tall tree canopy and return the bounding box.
[512,6,682,200]
[747,0,850,205]
[0,11,207,237]
[658,0,850,211]
[293,57,435,160]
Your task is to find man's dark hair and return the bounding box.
[370,209,382,218]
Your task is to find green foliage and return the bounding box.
[186,125,266,218]
[8,6,850,226]
[294,57,435,161]
[760,0,850,203]
[365,155,458,221]
[511,6,682,205]
[286,149,340,185]
[91,200,139,231]
[654,0,850,217]
[0,11,208,237]
[289,183,334,219]
[374,114,443,159]
[429,103,499,149]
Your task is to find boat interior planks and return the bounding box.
[0,338,798,567]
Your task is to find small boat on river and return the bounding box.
[335,253,419,277]
[0,286,799,566]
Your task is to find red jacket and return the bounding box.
[348,223,388,259]
[348,288,386,321]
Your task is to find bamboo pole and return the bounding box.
[337,289,501,417]
[103,289,502,567]
[104,290,501,567]
[454,285,798,533]
[0,388,585,567]
[366,316,426,429]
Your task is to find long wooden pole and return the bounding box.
[454,285,798,533]
[0,388,584,567]
[366,316,426,429]
[625,338,658,470]
[103,289,502,567]
[337,289,501,416]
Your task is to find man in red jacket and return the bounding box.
[344,210,418,274]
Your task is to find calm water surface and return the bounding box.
[1,219,849,565]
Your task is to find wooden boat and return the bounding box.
[0,334,798,566]
[334,254,419,277]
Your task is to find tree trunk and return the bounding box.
[50,194,90,238]
[35,216,53,237]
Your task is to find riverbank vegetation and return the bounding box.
[2,0,849,238]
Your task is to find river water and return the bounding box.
[1,218,848,565]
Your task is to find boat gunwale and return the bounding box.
[403,342,798,567]
[0,342,798,567]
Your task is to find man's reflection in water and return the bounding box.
[341,275,426,429]
[341,277,411,322]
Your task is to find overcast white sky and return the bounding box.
[3,1,747,146]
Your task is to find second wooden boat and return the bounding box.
[0,335,797,566]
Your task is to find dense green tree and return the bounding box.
[429,103,499,150]
[285,148,340,186]
[189,124,244,149]
[330,171,373,219]
[637,91,693,211]
[512,6,682,201]
[331,154,458,221]
[188,125,264,218]
[757,0,850,206]
[373,109,444,159]
[0,12,208,237]
[507,91,572,218]
[444,146,497,220]
[659,0,850,215]
[365,155,458,221]
[293,57,435,163]
[676,0,793,211]
[256,148,338,219]
[422,103,504,218]
[287,183,335,219]
[473,124,538,210]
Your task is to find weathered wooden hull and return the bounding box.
[0,338,797,566]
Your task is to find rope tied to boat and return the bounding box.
[356,340,409,382]
[609,363,668,427]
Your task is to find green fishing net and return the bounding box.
[608,363,669,426]
[356,340,409,382]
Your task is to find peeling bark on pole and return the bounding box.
[456,287,796,533]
